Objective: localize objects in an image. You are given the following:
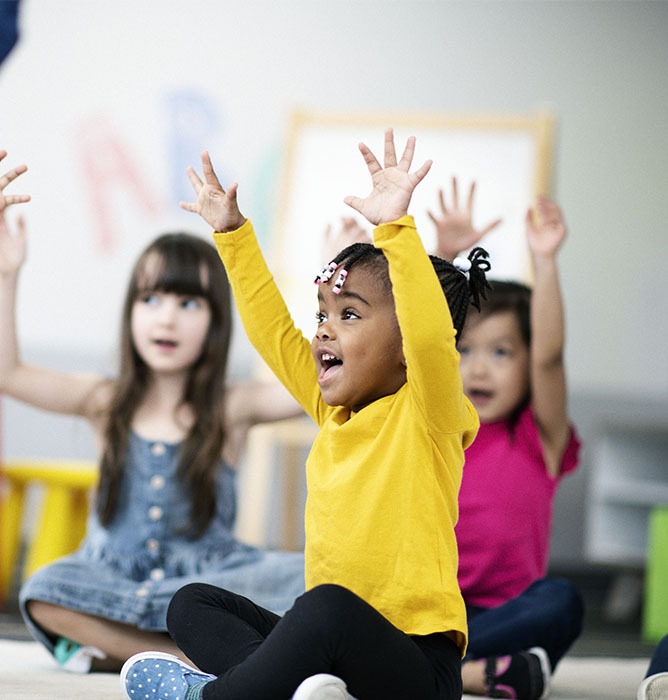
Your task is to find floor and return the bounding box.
[0,567,659,699]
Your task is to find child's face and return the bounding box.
[311,266,406,412]
[458,310,530,424]
[131,290,211,378]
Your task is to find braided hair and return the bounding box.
[325,243,491,338]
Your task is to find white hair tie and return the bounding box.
[453,256,471,273]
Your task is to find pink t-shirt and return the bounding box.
[455,405,580,608]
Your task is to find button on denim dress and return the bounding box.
[19,433,305,655]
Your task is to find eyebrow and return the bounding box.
[317,289,371,306]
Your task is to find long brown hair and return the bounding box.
[96,232,232,537]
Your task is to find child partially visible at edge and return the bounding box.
[431,178,583,700]
[119,130,491,700]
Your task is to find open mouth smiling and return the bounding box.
[321,352,342,369]
[318,351,343,383]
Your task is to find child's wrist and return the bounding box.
[216,216,247,233]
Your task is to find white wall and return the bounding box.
[1,0,667,566]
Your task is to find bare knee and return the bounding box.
[26,599,71,634]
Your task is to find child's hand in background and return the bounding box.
[526,195,567,260]
[428,177,501,262]
[0,150,30,277]
[322,216,371,262]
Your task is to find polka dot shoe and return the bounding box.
[121,652,215,700]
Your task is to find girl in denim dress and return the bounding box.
[0,150,305,672]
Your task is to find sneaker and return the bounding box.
[484,646,550,700]
[53,636,107,673]
[638,672,668,700]
[120,651,215,700]
[292,673,355,700]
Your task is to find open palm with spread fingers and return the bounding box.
[179,151,247,233]
[344,128,432,226]
[428,176,502,262]
[526,195,567,259]
[0,150,30,276]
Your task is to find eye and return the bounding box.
[139,293,160,306]
[458,345,470,356]
[315,311,326,324]
[493,346,511,358]
[181,296,203,310]
[341,308,360,320]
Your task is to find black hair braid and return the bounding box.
[465,247,492,311]
[330,242,378,271]
[428,255,469,337]
[329,241,491,338]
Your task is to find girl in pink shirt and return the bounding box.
[430,180,583,700]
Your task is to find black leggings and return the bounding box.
[167,582,462,700]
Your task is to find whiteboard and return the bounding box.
[270,109,554,338]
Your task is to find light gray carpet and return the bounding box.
[0,640,650,699]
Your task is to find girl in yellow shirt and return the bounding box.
[121,130,490,700]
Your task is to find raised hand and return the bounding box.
[526,195,567,260]
[179,151,246,233]
[344,128,432,225]
[428,177,501,262]
[322,216,371,262]
[0,150,30,276]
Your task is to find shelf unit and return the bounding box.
[585,422,668,568]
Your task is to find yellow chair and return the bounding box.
[0,459,97,600]
[643,504,668,643]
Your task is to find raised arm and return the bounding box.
[527,195,571,477]
[345,131,476,437]
[0,152,108,420]
[222,379,305,467]
[428,177,501,262]
[181,151,322,420]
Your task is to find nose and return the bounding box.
[156,297,178,324]
[316,319,335,341]
[469,353,488,378]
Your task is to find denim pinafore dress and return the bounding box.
[19,432,305,656]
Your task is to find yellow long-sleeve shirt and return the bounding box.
[213,215,478,653]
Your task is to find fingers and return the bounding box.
[201,151,225,190]
[437,188,448,215]
[343,195,364,214]
[397,135,416,171]
[480,217,502,237]
[411,159,432,185]
[452,177,460,211]
[0,163,28,191]
[525,206,536,231]
[466,180,475,213]
[185,166,203,193]
[383,127,398,168]
[358,142,382,176]
[226,181,239,200]
[178,200,197,213]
